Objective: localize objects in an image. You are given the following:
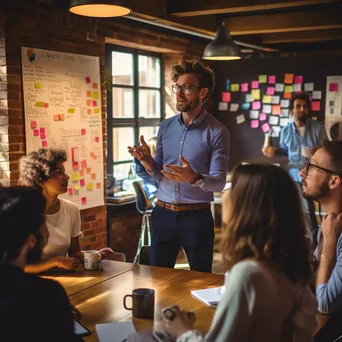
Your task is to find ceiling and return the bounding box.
[124,0,342,55]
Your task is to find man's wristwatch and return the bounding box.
[190,173,205,186]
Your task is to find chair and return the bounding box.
[132,181,154,264]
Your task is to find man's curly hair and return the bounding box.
[171,60,215,103]
[19,148,67,188]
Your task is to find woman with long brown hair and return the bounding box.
[163,164,317,342]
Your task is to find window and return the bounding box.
[106,46,163,180]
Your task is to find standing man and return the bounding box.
[128,60,229,272]
[262,92,328,245]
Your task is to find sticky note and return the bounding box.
[93,155,97,160]
[33,129,39,136]
[81,160,87,169]
[74,183,80,191]
[42,141,48,147]
[262,105,272,114]
[271,96,280,104]
[225,80,230,91]
[94,108,100,114]
[272,105,281,115]
[91,173,96,180]
[251,81,259,89]
[68,188,73,196]
[251,89,260,100]
[81,197,87,205]
[86,167,91,174]
[251,120,259,128]
[294,75,303,84]
[250,110,259,119]
[304,83,314,91]
[92,100,97,107]
[80,170,84,177]
[312,91,322,100]
[266,87,275,95]
[54,114,60,121]
[230,103,239,112]
[92,91,99,100]
[81,128,86,135]
[218,102,228,111]
[293,84,301,92]
[259,113,267,121]
[34,82,42,89]
[40,133,46,139]
[284,74,294,84]
[231,84,239,92]
[87,100,91,106]
[275,84,284,92]
[281,99,290,108]
[329,83,338,92]
[268,75,276,84]
[95,137,99,143]
[90,152,95,158]
[262,95,272,104]
[44,103,49,108]
[31,121,37,129]
[68,108,75,114]
[246,94,254,102]
[269,116,279,125]
[272,126,281,138]
[284,85,293,93]
[87,109,92,115]
[280,118,289,126]
[86,183,94,191]
[59,114,65,121]
[72,173,79,181]
[86,90,91,97]
[241,103,250,110]
[222,92,231,102]
[252,101,261,110]
[284,92,292,99]
[80,179,85,187]
[236,114,245,124]
[35,102,44,107]
[85,76,91,84]
[96,182,101,189]
[311,101,320,111]
[92,82,98,89]
[258,75,267,83]
[74,189,79,196]
[261,123,270,133]
[281,109,289,116]
[241,83,248,92]
[39,128,45,134]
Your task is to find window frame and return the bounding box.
[106,44,163,177]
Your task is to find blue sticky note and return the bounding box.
[241,103,251,110]
[226,80,230,91]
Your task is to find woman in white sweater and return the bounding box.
[163,164,317,342]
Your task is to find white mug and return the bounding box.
[301,145,313,158]
[83,250,101,270]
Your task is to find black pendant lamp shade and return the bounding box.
[69,0,132,17]
[203,22,241,61]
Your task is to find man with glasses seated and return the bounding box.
[300,140,342,315]
[262,92,328,246]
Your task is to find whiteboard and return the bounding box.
[21,47,104,209]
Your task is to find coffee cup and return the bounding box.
[123,288,155,319]
[83,250,101,270]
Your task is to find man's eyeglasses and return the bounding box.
[172,84,200,95]
[305,162,338,176]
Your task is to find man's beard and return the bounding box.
[176,97,200,112]
[26,235,43,264]
[297,113,308,122]
[302,179,330,200]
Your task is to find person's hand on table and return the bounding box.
[162,156,198,183]
[98,247,115,259]
[55,256,80,270]
[162,305,196,338]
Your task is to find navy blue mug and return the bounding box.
[123,288,155,319]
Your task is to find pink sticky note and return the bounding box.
[251,81,259,89]
[261,123,270,133]
[311,101,321,111]
[33,129,39,136]
[241,83,248,92]
[222,92,231,102]
[252,101,261,110]
[44,103,49,108]
[80,179,85,187]
[266,87,275,95]
[40,133,46,139]
[81,197,87,205]
[85,76,91,84]
[92,100,97,107]
[259,113,267,121]
[251,120,259,128]
[329,83,338,92]
[42,140,48,147]
[68,188,73,196]
[81,128,86,135]
[81,160,87,169]
[268,75,276,84]
[31,121,37,129]
[294,76,303,84]
[39,128,45,134]
[95,137,99,143]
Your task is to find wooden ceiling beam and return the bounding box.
[223,9,342,35]
[167,0,340,17]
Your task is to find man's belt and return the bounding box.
[156,200,210,212]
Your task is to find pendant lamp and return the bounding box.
[69,0,132,17]
[203,22,241,61]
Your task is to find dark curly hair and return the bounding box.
[322,140,342,176]
[289,92,311,110]
[171,60,215,102]
[19,148,67,188]
[221,164,313,284]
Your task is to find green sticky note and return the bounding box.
[68,108,75,114]
[230,84,240,92]
[284,85,293,93]
[35,102,44,107]
[251,89,260,100]
[262,95,272,104]
[258,75,267,83]
[72,173,79,181]
[91,91,99,100]
[86,183,94,190]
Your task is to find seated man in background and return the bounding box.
[300,140,342,314]
[0,186,82,341]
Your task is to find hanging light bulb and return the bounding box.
[203,22,241,61]
[69,0,132,18]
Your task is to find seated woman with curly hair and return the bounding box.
[19,148,125,274]
[162,164,317,342]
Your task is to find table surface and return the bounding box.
[49,261,330,341]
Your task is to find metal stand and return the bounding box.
[133,213,152,263]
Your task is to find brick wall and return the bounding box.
[1,1,208,251]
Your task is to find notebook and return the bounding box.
[191,286,225,308]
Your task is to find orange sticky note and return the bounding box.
[86,167,91,174]
[91,173,96,180]
[96,182,101,189]
[92,82,98,89]
[87,99,91,106]
[284,92,292,99]
[87,109,92,115]
[54,114,60,121]
[59,114,65,121]
[272,105,281,115]
[90,152,95,158]
[284,74,294,84]
[80,170,84,177]
[86,90,91,97]
[93,154,97,160]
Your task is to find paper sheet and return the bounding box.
[96,322,136,342]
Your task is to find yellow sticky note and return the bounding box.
[251,89,260,100]
[68,108,75,114]
[72,173,79,181]
[91,91,99,100]
[258,75,267,83]
[94,108,100,114]
[86,183,94,190]
[34,82,42,89]
[262,95,272,104]
[230,84,240,92]
[73,183,80,190]
[284,85,293,93]
[35,102,44,107]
